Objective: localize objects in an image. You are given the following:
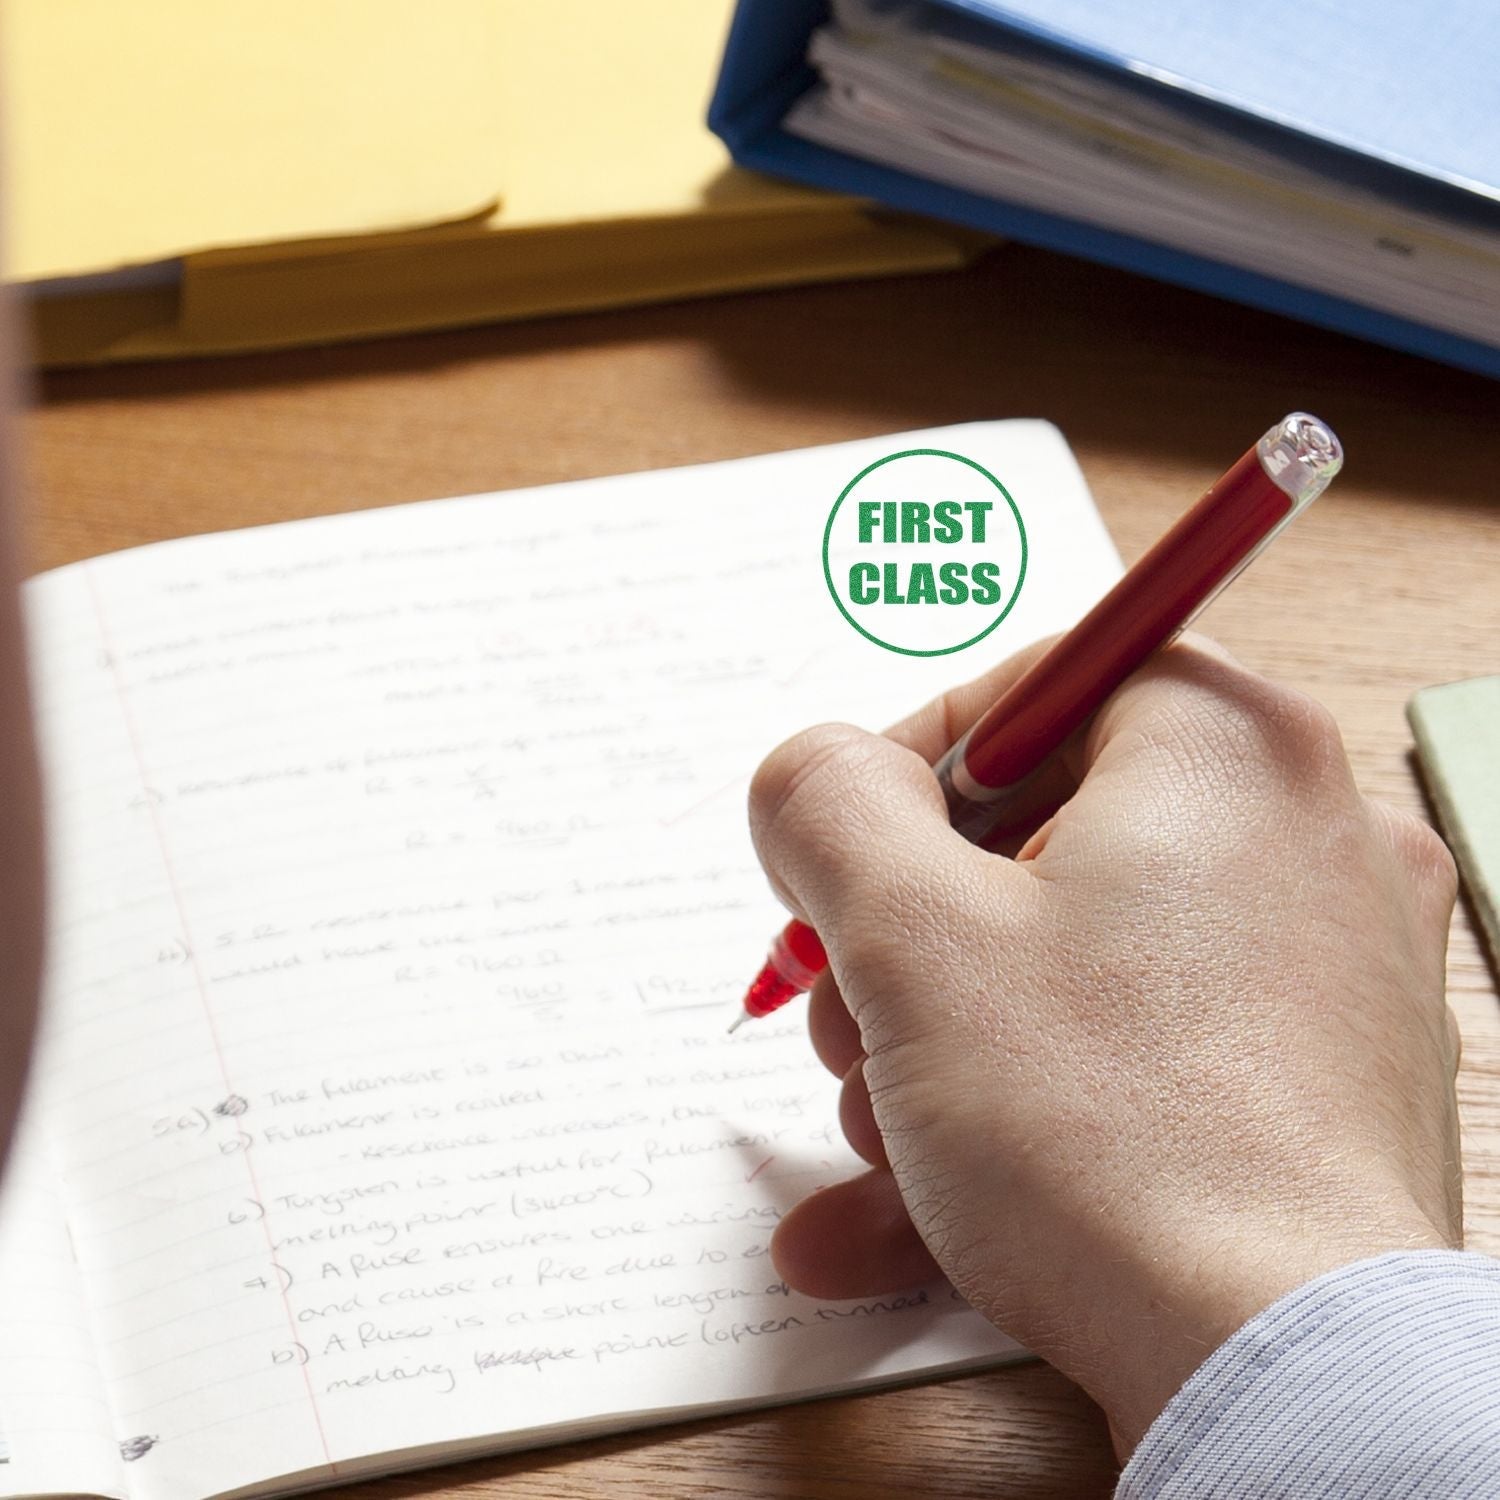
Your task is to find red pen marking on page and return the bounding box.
[777,648,824,687]
[745,1156,775,1183]
[660,771,748,828]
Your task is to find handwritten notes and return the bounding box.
[4,424,1120,1500]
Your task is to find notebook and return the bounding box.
[0,422,1121,1500]
[1409,677,1500,974]
[709,0,1500,379]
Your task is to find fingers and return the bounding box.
[809,976,888,1166]
[808,968,861,1077]
[770,1168,942,1299]
[839,1058,888,1167]
[748,724,1021,1004]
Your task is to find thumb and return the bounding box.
[748,723,1017,1019]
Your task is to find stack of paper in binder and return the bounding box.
[0,1,979,366]
[711,0,1500,379]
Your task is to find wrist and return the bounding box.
[1081,1217,1453,1455]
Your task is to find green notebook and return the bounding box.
[1409,676,1500,970]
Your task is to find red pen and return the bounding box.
[729,412,1343,1032]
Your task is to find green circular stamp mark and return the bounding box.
[822,448,1029,657]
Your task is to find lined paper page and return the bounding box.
[0,1104,123,1499]
[23,423,1120,1500]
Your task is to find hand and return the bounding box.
[748,636,1462,1455]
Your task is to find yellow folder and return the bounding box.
[3,2,980,365]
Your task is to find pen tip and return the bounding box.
[726,1011,748,1035]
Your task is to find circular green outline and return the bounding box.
[822,448,1029,657]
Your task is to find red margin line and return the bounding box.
[85,564,337,1473]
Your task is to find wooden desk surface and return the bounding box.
[23,245,1500,1497]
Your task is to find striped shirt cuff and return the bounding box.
[1117,1250,1500,1498]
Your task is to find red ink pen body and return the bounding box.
[729,413,1343,1030]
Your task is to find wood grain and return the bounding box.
[22,243,1500,1497]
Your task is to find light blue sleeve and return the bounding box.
[1117,1250,1500,1498]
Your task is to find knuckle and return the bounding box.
[1179,673,1348,788]
[1174,629,1239,666]
[1447,1006,1464,1074]
[1380,803,1459,900]
[1213,675,1341,764]
[748,725,929,914]
[1269,687,1344,759]
[748,723,877,840]
[1106,649,1352,799]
